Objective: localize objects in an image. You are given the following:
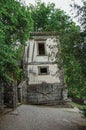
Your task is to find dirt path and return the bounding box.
[0,105,86,130]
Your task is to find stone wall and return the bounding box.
[18,81,28,103]
[4,82,17,108]
[0,88,4,111]
[28,82,64,105]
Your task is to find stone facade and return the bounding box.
[23,32,67,104]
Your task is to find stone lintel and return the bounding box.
[26,62,55,65]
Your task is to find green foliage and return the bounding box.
[0,0,33,83]
[70,0,86,98]
[28,2,54,31]
[29,1,71,32]
[71,102,86,109]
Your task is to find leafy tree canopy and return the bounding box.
[0,0,33,83]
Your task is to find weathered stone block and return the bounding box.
[28,82,63,104]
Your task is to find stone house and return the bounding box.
[23,32,68,104]
[0,32,68,110]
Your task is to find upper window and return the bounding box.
[38,43,45,55]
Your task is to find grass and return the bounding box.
[71,102,86,109]
[71,102,86,117]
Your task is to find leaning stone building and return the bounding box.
[23,32,67,104]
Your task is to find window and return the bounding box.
[38,66,49,75]
[38,43,45,55]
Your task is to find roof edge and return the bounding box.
[30,32,59,36]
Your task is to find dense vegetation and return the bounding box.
[0,0,86,99]
[70,0,86,98]
[0,0,33,85]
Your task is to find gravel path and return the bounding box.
[0,105,86,130]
